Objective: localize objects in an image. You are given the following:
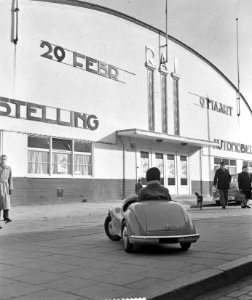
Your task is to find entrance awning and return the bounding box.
[117,128,219,148]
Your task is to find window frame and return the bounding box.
[213,157,237,174]
[27,135,93,177]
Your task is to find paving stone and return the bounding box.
[12,289,82,300]
[41,277,96,292]
[73,282,134,299]
[64,267,111,279]
[14,271,68,285]
[0,282,44,300]
[0,276,19,287]
[95,271,145,285]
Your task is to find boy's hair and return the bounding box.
[146,167,160,182]
[0,154,7,159]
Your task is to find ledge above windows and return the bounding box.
[117,128,219,148]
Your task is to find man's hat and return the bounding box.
[146,167,160,182]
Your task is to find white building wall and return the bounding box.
[2,132,27,177]
[0,0,251,197]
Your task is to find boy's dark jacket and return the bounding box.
[138,181,172,201]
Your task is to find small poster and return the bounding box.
[57,153,68,174]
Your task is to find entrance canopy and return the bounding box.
[117,128,219,148]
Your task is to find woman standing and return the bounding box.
[0,154,14,228]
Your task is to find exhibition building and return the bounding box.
[0,0,251,205]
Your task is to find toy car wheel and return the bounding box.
[180,242,191,251]
[104,215,121,241]
[121,220,133,253]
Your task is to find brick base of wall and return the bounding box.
[10,178,213,206]
[11,178,136,206]
[191,180,213,196]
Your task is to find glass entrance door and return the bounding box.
[140,151,150,185]
[166,154,177,194]
[178,155,189,194]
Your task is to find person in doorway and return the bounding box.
[213,161,231,209]
[135,178,143,195]
[0,155,14,228]
[138,167,172,201]
[238,166,251,208]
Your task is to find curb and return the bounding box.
[137,255,252,300]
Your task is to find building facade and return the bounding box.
[0,0,252,205]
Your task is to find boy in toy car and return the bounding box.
[138,167,172,201]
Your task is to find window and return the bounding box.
[214,157,237,174]
[52,138,72,175]
[180,156,188,185]
[147,68,155,131]
[155,153,164,185]
[74,141,92,175]
[172,74,180,135]
[28,136,49,174]
[167,154,175,186]
[28,136,92,176]
[243,161,252,173]
[161,74,168,133]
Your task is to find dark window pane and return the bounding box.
[155,153,163,159]
[180,156,187,161]
[243,161,248,167]
[28,136,49,149]
[214,157,221,164]
[141,151,149,159]
[74,141,91,153]
[181,178,187,185]
[222,159,229,165]
[167,154,175,160]
[168,178,175,185]
[52,138,72,151]
[160,178,164,185]
[230,160,236,166]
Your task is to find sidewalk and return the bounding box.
[0,201,252,300]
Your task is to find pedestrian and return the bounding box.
[138,167,172,201]
[135,178,143,195]
[0,154,14,228]
[213,161,231,209]
[238,165,251,208]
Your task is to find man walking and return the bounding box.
[214,161,231,209]
[0,155,14,228]
[238,165,251,208]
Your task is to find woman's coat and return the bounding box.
[0,165,13,210]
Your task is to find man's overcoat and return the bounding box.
[238,171,252,192]
[214,168,231,190]
[0,165,13,210]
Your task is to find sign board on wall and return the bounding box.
[0,96,99,131]
[190,92,233,116]
[40,41,135,84]
[213,139,252,154]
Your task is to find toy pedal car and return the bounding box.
[104,197,200,253]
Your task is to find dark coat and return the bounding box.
[214,168,231,190]
[238,171,252,192]
[138,181,172,201]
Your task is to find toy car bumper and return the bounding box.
[129,234,200,244]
